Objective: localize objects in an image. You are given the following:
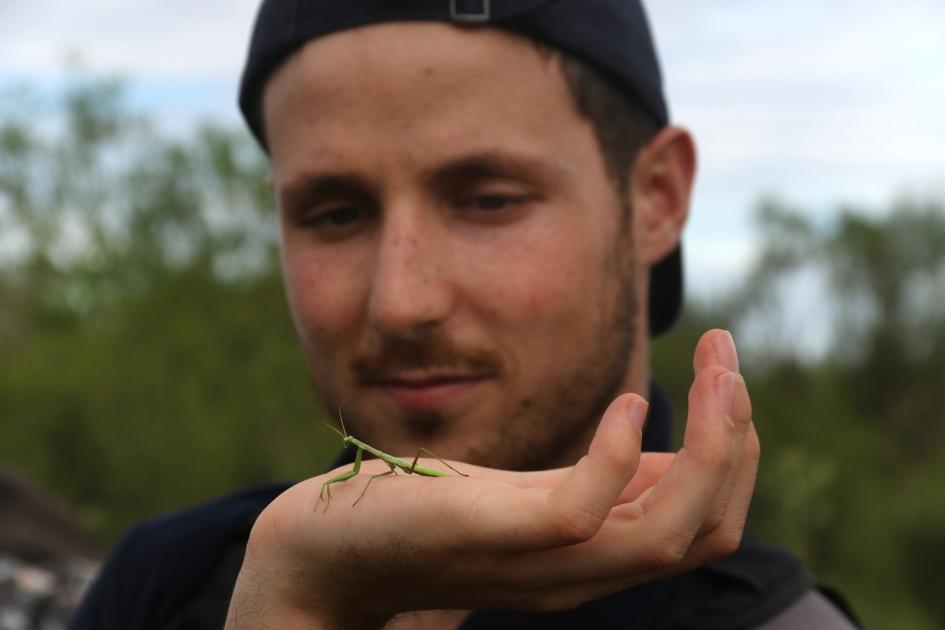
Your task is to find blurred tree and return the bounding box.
[655,198,945,629]
[741,199,945,457]
[0,78,337,545]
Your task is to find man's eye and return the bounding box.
[305,206,367,229]
[475,196,513,211]
[324,207,361,225]
[459,195,522,212]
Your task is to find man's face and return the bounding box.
[263,23,647,470]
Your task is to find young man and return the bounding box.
[72,2,858,628]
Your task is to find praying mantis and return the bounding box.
[319,410,468,508]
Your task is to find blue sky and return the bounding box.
[2,0,943,298]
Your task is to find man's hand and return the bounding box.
[224,330,758,629]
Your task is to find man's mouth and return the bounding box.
[367,371,491,412]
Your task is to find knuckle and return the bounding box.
[597,448,634,476]
[640,535,690,570]
[709,527,744,559]
[701,506,725,534]
[746,427,762,462]
[689,365,729,403]
[686,441,732,478]
[552,504,605,543]
[733,375,753,426]
[720,531,743,557]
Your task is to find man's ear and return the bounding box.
[629,126,696,265]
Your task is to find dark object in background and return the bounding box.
[0,464,100,630]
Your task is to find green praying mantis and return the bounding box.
[319,410,468,508]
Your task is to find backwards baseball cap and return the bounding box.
[238,0,683,336]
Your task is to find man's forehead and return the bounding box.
[239,0,667,152]
[262,26,589,190]
[266,20,554,98]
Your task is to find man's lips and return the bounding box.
[367,373,490,411]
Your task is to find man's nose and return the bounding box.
[366,210,455,336]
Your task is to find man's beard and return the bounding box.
[311,237,638,472]
[489,252,638,471]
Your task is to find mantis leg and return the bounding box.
[319,446,364,505]
[408,447,468,477]
[352,462,397,506]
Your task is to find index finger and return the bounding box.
[461,393,647,551]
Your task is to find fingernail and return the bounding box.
[627,397,648,433]
[712,330,740,373]
[715,372,736,418]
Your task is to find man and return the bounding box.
[73,1,859,628]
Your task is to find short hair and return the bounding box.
[556,51,660,206]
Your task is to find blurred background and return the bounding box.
[1,1,943,627]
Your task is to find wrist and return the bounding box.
[225,560,389,630]
[225,513,392,630]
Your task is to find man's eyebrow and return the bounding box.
[278,173,370,209]
[278,152,571,208]
[424,151,573,188]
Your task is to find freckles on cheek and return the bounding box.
[286,260,365,347]
[487,255,574,327]
[478,269,546,324]
[282,262,323,331]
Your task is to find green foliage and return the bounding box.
[0,79,336,545]
[2,77,943,627]
[655,198,945,629]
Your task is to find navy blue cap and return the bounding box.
[238,0,683,336]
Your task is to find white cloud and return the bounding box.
[0,0,261,78]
